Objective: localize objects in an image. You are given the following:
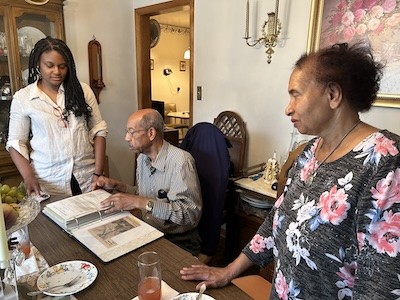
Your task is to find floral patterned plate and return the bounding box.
[37,260,98,296]
[172,293,215,300]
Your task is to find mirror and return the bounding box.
[88,37,105,103]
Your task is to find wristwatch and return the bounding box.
[145,200,154,213]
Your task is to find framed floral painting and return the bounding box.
[307,0,400,108]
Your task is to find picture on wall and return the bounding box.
[179,61,186,72]
[308,0,400,108]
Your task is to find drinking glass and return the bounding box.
[137,251,161,300]
[10,225,31,265]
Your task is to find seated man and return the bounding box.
[94,108,202,255]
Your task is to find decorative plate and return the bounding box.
[37,260,98,297]
[6,198,41,235]
[17,26,46,45]
[240,194,274,209]
[172,293,215,300]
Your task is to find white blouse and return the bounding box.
[6,81,108,195]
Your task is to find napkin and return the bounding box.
[132,280,179,300]
[15,244,39,278]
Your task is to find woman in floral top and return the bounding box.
[181,43,400,299]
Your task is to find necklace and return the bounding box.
[306,119,361,185]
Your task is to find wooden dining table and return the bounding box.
[28,196,251,299]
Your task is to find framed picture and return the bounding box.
[179,61,186,72]
[150,59,154,70]
[308,0,400,108]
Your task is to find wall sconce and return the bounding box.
[183,48,190,60]
[88,36,105,103]
[243,0,282,64]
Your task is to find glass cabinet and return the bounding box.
[0,0,65,96]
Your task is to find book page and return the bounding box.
[71,212,164,262]
[44,189,111,221]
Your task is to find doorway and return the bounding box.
[134,0,194,127]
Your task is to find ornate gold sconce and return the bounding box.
[88,37,105,103]
[243,0,282,64]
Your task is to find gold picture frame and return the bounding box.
[307,0,400,108]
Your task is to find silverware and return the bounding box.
[196,283,206,300]
[27,275,81,296]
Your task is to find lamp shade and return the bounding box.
[184,49,190,60]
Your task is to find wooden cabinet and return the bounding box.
[0,0,65,95]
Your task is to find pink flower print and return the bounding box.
[318,185,350,225]
[356,23,368,35]
[375,135,399,156]
[352,0,364,11]
[382,0,397,13]
[328,32,339,44]
[370,5,384,18]
[337,0,348,11]
[336,261,357,288]
[367,210,400,257]
[249,234,267,254]
[354,9,367,22]
[301,157,317,182]
[273,211,279,233]
[357,232,366,252]
[341,11,355,26]
[275,194,284,208]
[367,17,381,30]
[332,11,344,27]
[343,26,356,42]
[371,169,400,211]
[275,270,289,300]
[363,0,378,10]
[386,13,400,26]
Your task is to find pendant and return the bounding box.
[305,171,316,186]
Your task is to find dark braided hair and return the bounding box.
[28,36,92,122]
[294,42,384,112]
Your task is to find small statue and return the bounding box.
[264,152,280,185]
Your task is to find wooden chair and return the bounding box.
[213,111,246,177]
[232,275,271,300]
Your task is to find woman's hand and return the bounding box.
[24,175,41,196]
[93,176,122,192]
[180,265,232,290]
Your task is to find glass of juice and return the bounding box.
[137,251,162,300]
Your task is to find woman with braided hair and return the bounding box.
[6,37,108,196]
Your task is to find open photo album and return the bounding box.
[42,189,164,262]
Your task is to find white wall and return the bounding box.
[63,0,137,184]
[64,0,399,183]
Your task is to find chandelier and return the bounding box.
[243,0,282,64]
[24,0,49,5]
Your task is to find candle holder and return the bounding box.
[0,251,19,299]
[243,0,282,64]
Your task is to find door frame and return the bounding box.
[134,0,194,126]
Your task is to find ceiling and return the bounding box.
[152,9,190,28]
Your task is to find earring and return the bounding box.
[36,66,41,78]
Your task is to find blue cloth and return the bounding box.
[180,122,231,255]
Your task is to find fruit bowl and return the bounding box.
[6,198,40,235]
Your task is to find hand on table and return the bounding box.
[180,264,232,290]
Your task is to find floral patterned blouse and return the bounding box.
[243,130,400,300]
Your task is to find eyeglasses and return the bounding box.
[125,128,148,137]
[53,107,68,128]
